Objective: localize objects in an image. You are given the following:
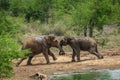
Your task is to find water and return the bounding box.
[50,69,120,80]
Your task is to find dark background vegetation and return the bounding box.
[0,0,120,78]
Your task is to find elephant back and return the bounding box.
[35,35,45,43]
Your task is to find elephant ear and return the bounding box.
[45,34,55,44]
[64,36,72,43]
[60,40,64,46]
[48,34,55,41]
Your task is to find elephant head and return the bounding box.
[58,36,73,55]
[46,35,58,47]
[60,36,73,46]
[46,35,65,55]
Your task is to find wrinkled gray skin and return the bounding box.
[16,35,64,67]
[59,36,103,62]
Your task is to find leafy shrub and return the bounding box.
[95,36,109,48]
[0,34,29,78]
[0,11,20,35]
[46,27,64,36]
[0,10,29,78]
[118,27,120,33]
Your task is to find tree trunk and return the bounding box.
[88,18,94,37]
[83,27,87,37]
[89,25,93,37]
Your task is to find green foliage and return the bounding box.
[93,0,112,29]
[0,0,10,10]
[9,0,27,16]
[70,1,94,35]
[96,36,109,48]
[0,11,20,35]
[46,26,64,36]
[0,9,29,78]
[0,0,119,36]
[0,35,29,78]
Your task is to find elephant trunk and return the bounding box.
[58,42,65,55]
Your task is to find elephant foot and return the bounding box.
[53,57,57,61]
[98,55,104,59]
[27,62,32,65]
[59,51,65,55]
[77,60,80,62]
[16,62,20,67]
[46,62,50,64]
[71,60,76,62]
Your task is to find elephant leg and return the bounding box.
[16,57,27,67]
[16,53,31,67]
[74,49,80,62]
[90,51,103,59]
[89,48,103,59]
[95,47,104,59]
[27,54,34,65]
[48,49,57,61]
[71,49,76,62]
[70,42,80,62]
[43,49,50,64]
[96,52,103,59]
[76,51,80,62]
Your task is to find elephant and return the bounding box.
[59,36,104,62]
[16,35,64,66]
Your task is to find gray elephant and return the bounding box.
[16,35,64,66]
[59,36,103,62]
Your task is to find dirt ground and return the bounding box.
[4,48,120,80]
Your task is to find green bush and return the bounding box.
[0,34,29,78]
[0,11,20,35]
[0,10,29,78]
